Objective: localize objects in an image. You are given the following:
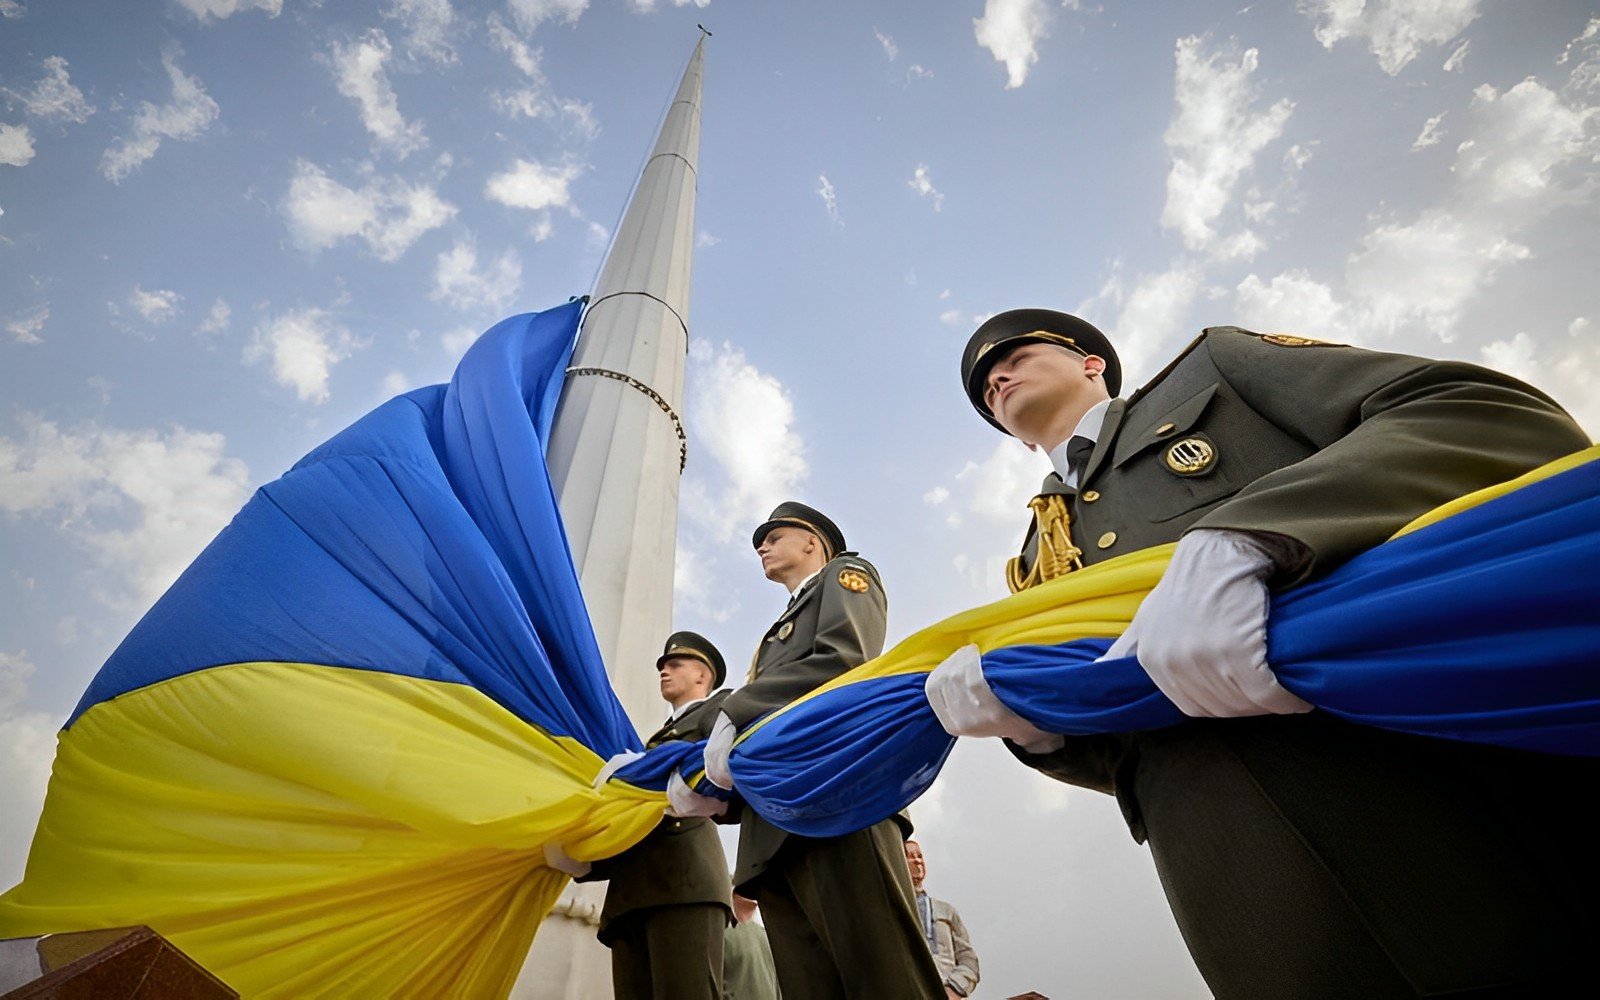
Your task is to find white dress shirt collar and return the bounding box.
[1047,398,1113,487]
[789,568,821,599]
[669,695,708,722]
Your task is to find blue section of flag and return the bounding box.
[70,301,638,754]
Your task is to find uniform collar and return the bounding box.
[788,568,821,599]
[669,695,708,721]
[1046,398,1113,486]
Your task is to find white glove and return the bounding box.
[1105,529,1312,718]
[543,842,591,878]
[666,770,728,818]
[703,711,736,790]
[925,643,1066,754]
[591,750,646,789]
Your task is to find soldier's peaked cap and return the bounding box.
[752,501,846,562]
[656,630,726,687]
[961,308,1122,432]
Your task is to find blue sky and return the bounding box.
[4,1,1599,995]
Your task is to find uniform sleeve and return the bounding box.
[720,564,887,728]
[1194,330,1591,584]
[944,903,980,995]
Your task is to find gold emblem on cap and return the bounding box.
[1165,438,1217,475]
[1261,333,1328,347]
[975,341,995,361]
[777,621,794,641]
[838,569,870,593]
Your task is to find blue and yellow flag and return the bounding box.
[0,302,666,998]
[706,446,1600,838]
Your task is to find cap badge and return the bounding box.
[838,569,870,593]
[1165,438,1217,476]
[1261,333,1328,347]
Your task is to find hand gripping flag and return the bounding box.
[645,445,1600,838]
[0,302,671,999]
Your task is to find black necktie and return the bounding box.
[1066,435,1095,481]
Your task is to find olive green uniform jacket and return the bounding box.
[1005,326,1595,996]
[720,553,888,891]
[582,689,734,945]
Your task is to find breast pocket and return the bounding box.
[1110,384,1246,523]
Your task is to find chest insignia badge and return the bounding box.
[777,621,794,641]
[1261,333,1329,347]
[838,569,870,593]
[1165,437,1217,476]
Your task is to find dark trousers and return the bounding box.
[753,817,944,1000]
[1134,713,1600,999]
[607,902,726,1000]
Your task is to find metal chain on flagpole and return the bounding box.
[564,366,688,471]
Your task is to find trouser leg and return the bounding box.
[642,903,725,1000]
[773,817,944,1000]
[1135,716,1600,999]
[758,868,845,1000]
[608,913,655,1000]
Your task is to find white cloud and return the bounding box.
[1443,38,1470,71]
[128,286,182,324]
[1452,79,1595,205]
[1080,261,1205,380]
[906,64,934,84]
[1233,270,1346,338]
[329,30,428,157]
[489,15,542,77]
[909,163,945,211]
[0,649,58,891]
[432,238,522,312]
[875,29,900,61]
[1479,328,1600,437]
[1412,111,1447,150]
[172,0,283,20]
[100,50,220,183]
[696,230,720,248]
[1347,209,1530,340]
[385,0,457,64]
[7,304,47,345]
[0,414,251,609]
[1301,0,1481,75]
[283,159,456,262]
[0,124,34,166]
[485,157,583,212]
[382,370,410,395]
[197,298,231,336]
[247,308,358,404]
[508,0,589,34]
[817,174,841,226]
[1162,36,1293,254]
[973,0,1053,89]
[681,341,809,544]
[939,309,965,326]
[440,325,479,360]
[0,1,26,17]
[923,486,950,505]
[9,56,94,123]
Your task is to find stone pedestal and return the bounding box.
[0,926,236,999]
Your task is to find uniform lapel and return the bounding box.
[1079,398,1127,487]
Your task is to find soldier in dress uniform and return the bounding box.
[579,631,734,1000]
[703,501,944,1000]
[928,308,1597,998]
